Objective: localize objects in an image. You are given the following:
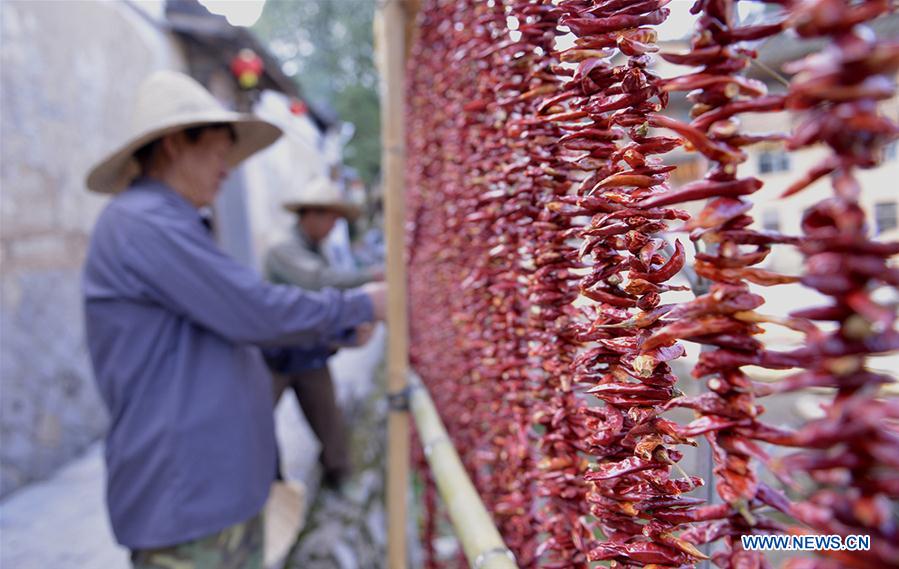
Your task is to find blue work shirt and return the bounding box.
[82,178,374,549]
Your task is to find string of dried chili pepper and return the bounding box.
[408,2,544,564]
[463,2,545,561]
[774,2,899,567]
[403,3,899,568]
[545,1,712,566]
[406,2,484,563]
[426,0,499,510]
[502,1,597,566]
[646,1,811,567]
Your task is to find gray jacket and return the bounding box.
[264,226,375,291]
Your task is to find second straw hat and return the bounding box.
[282,177,361,221]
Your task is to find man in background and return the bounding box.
[264,177,383,489]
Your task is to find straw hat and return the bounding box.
[282,177,361,221]
[86,70,282,194]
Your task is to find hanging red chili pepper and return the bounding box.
[465,3,543,562]
[404,2,899,568]
[505,1,596,566]
[406,3,478,564]
[652,1,804,565]
[776,1,899,567]
[407,2,545,565]
[544,1,719,566]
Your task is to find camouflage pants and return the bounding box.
[131,513,264,569]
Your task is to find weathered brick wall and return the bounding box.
[0,0,186,496]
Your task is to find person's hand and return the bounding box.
[353,322,375,347]
[368,265,386,281]
[360,281,387,321]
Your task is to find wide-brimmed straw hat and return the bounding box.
[86,70,282,194]
[282,177,361,221]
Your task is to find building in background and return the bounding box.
[0,0,339,497]
[746,15,899,273]
[652,15,899,277]
[650,15,899,388]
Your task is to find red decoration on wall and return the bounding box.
[289,99,307,116]
[230,48,264,89]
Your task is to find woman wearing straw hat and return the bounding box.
[82,71,386,569]
[263,177,384,490]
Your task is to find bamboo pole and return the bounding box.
[408,376,519,569]
[375,1,410,567]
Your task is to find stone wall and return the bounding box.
[0,0,186,497]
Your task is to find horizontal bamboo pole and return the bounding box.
[408,375,519,569]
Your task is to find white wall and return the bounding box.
[0,0,186,496]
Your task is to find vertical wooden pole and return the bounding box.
[376,1,409,568]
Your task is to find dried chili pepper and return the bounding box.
[655,1,810,566]
[775,6,899,566]
[405,2,897,568]
[549,1,712,566]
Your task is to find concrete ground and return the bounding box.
[0,327,386,569]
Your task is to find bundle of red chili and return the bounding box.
[407,1,544,564]
[635,1,817,567]
[406,2,484,563]
[461,2,547,561]
[771,1,899,567]
[403,1,899,567]
[540,1,720,566]
[501,1,597,566]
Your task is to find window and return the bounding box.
[758,150,790,174]
[761,209,780,232]
[885,140,897,161]
[874,202,897,235]
[670,158,705,187]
